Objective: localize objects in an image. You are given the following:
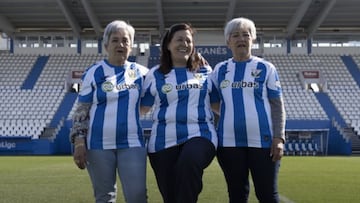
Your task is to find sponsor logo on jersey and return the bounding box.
[220,79,259,89]
[161,83,173,94]
[102,81,114,92]
[232,81,259,88]
[220,80,230,88]
[102,81,139,92]
[175,83,203,90]
[115,83,139,91]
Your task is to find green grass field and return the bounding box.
[0,156,359,203]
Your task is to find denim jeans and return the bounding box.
[217,147,280,203]
[86,147,147,203]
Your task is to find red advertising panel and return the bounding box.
[302,70,319,79]
[72,70,84,79]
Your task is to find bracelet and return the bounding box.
[75,143,85,148]
[71,134,86,144]
[76,134,86,139]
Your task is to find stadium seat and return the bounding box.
[307,141,317,156]
[300,141,309,155]
[286,141,296,156]
[294,142,302,155]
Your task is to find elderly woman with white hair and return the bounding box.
[70,20,148,203]
[211,17,286,203]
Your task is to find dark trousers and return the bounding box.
[148,137,216,203]
[217,147,280,203]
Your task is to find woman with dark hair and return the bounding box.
[141,23,218,203]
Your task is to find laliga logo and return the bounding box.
[0,141,16,149]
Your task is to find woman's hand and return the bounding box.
[270,137,284,162]
[73,137,87,170]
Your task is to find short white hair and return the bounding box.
[103,20,135,46]
[224,17,257,43]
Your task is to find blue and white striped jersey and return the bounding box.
[211,56,282,148]
[78,59,148,150]
[141,65,218,153]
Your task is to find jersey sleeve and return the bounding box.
[207,70,220,104]
[266,63,282,99]
[141,68,156,107]
[210,61,225,91]
[137,63,149,77]
[78,68,95,103]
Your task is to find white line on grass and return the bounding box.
[279,194,295,203]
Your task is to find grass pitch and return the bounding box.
[0,156,359,203]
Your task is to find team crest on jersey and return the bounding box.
[251,69,262,78]
[161,83,173,94]
[102,81,114,92]
[127,69,137,79]
[220,80,230,88]
[193,73,203,80]
[127,63,139,79]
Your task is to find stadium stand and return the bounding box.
[270,54,360,133]
[147,56,160,69]
[263,53,360,155]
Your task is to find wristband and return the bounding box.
[75,143,85,148]
[76,134,86,139]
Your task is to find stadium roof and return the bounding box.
[1,0,360,41]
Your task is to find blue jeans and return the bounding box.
[217,147,280,203]
[86,147,147,203]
